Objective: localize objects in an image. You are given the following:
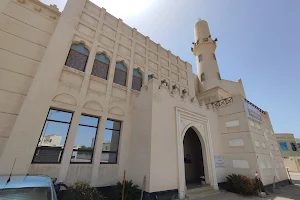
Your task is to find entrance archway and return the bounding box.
[183,127,205,188]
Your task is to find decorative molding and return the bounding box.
[83,101,103,111]
[229,139,244,147]
[159,79,169,90]
[171,84,180,95]
[233,160,249,169]
[49,4,59,12]
[53,93,77,106]
[225,120,240,128]
[108,106,124,116]
[175,107,218,199]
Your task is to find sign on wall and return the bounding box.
[244,102,262,123]
[214,156,226,168]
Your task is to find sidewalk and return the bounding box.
[193,172,300,200]
[194,185,300,199]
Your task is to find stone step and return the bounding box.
[186,186,213,194]
[186,186,219,199]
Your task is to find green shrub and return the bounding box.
[61,182,105,200]
[253,178,265,193]
[112,180,140,200]
[226,174,254,195]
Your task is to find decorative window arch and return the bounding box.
[201,73,205,82]
[132,68,143,91]
[65,43,89,72]
[113,62,127,86]
[92,53,110,80]
[217,72,221,80]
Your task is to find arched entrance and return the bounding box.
[183,127,205,188]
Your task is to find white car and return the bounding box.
[0,175,57,200]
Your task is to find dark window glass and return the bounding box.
[113,62,127,86]
[92,54,110,80]
[201,73,205,82]
[290,142,297,151]
[199,55,203,62]
[213,53,216,60]
[33,109,72,163]
[65,44,89,72]
[132,68,143,91]
[279,142,288,151]
[71,115,99,163]
[101,119,121,164]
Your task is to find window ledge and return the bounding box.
[90,75,108,84]
[63,66,85,77]
[112,83,127,91]
[131,89,140,95]
[100,162,118,164]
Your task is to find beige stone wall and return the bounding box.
[0,0,60,155]
[0,0,198,191]
[220,79,246,97]
[216,95,287,184]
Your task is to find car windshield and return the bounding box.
[0,187,51,200]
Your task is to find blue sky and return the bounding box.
[41,0,299,137]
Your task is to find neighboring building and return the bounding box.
[275,133,300,172]
[295,138,300,149]
[0,0,288,198]
[39,134,62,147]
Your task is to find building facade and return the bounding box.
[276,133,300,172]
[0,0,288,198]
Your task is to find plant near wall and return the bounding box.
[226,174,255,195]
[253,178,265,193]
[112,180,140,200]
[61,182,105,200]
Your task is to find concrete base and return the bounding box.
[258,192,266,198]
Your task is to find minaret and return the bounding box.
[192,20,221,92]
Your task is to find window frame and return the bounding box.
[113,62,128,86]
[70,114,100,164]
[65,43,89,72]
[132,68,143,91]
[91,53,110,80]
[290,142,297,152]
[32,108,73,164]
[101,119,122,164]
[201,73,205,82]
[279,141,288,151]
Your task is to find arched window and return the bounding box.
[65,43,89,72]
[113,62,127,86]
[132,68,143,91]
[217,72,221,80]
[199,55,203,62]
[201,73,205,82]
[92,53,110,80]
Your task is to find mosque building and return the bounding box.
[0,0,288,198]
